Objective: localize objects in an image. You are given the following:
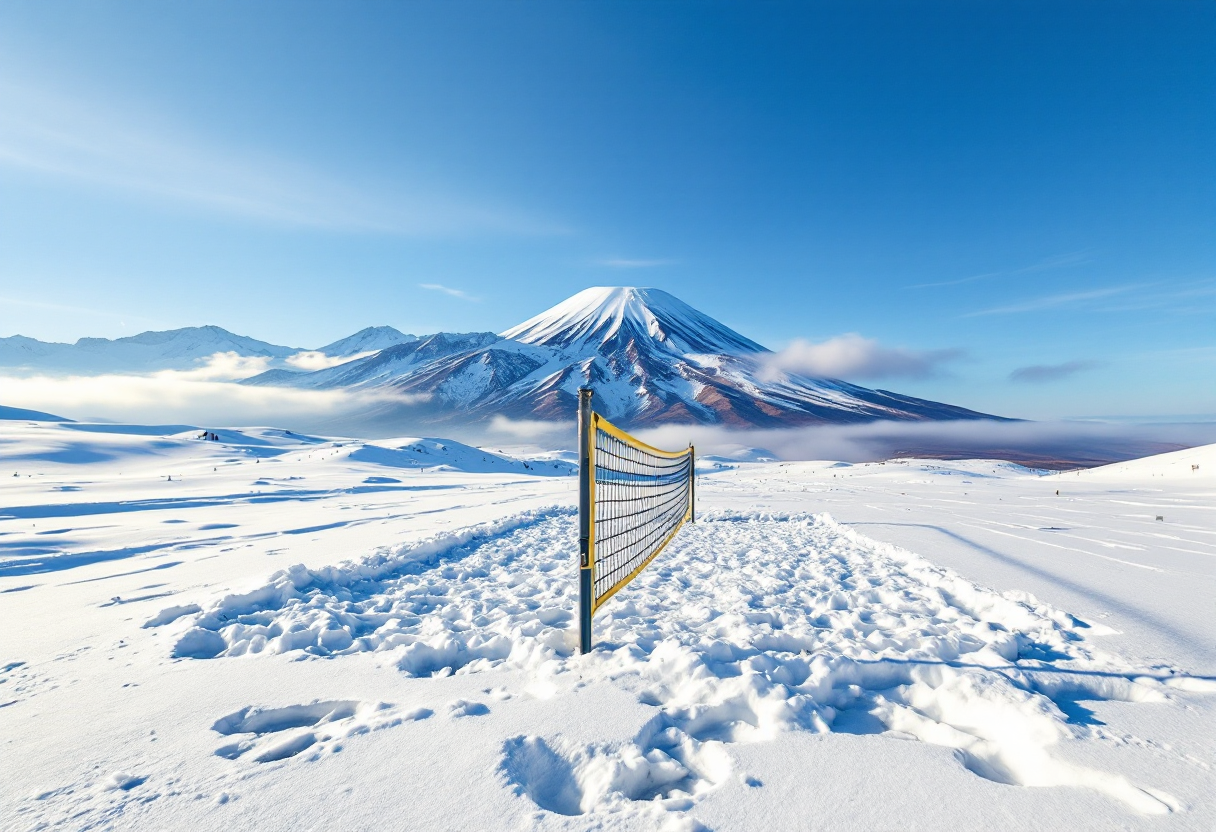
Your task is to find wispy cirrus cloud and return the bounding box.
[0,293,159,335]
[1078,278,1216,315]
[761,333,963,381]
[0,76,559,236]
[1010,360,1104,384]
[911,251,1091,289]
[419,283,479,301]
[594,258,678,269]
[964,285,1140,317]
[962,277,1214,319]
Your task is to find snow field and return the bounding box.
[4,423,1215,830]
[149,508,1207,822]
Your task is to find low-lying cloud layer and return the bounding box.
[0,369,426,433]
[763,334,963,381]
[6,354,1212,468]
[285,350,376,371]
[481,415,1216,469]
[166,351,273,381]
[634,419,1216,469]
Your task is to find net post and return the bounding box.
[689,443,696,523]
[577,387,594,655]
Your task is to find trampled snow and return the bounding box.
[1,422,1213,830]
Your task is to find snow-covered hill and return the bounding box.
[253,287,1001,428]
[1062,441,1214,482]
[3,421,1213,830]
[0,404,71,422]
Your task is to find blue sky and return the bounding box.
[0,1,1212,420]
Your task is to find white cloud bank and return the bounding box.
[0,357,429,431]
[285,350,376,371]
[171,351,273,381]
[486,415,570,442]
[482,415,1216,469]
[762,334,963,381]
[634,419,1216,468]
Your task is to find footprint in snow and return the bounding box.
[447,699,490,718]
[212,700,429,763]
[499,728,726,818]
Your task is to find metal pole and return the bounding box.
[689,443,696,523]
[577,387,594,655]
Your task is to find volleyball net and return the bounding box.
[577,388,694,653]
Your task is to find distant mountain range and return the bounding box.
[1,288,1003,428]
[0,325,415,374]
[315,326,418,359]
[244,332,501,390]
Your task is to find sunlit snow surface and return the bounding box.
[1,421,1214,831]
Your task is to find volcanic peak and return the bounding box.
[500,287,767,356]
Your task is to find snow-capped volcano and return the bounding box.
[250,286,1000,428]
[502,287,765,356]
[1,288,1000,427]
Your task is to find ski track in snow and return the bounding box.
[130,508,1215,824]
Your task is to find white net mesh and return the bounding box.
[592,422,693,605]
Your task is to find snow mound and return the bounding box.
[345,438,575,475]
[0,404,71,422]
[1066,442,1215,482]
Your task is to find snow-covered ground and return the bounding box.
[1,421,1213,831]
